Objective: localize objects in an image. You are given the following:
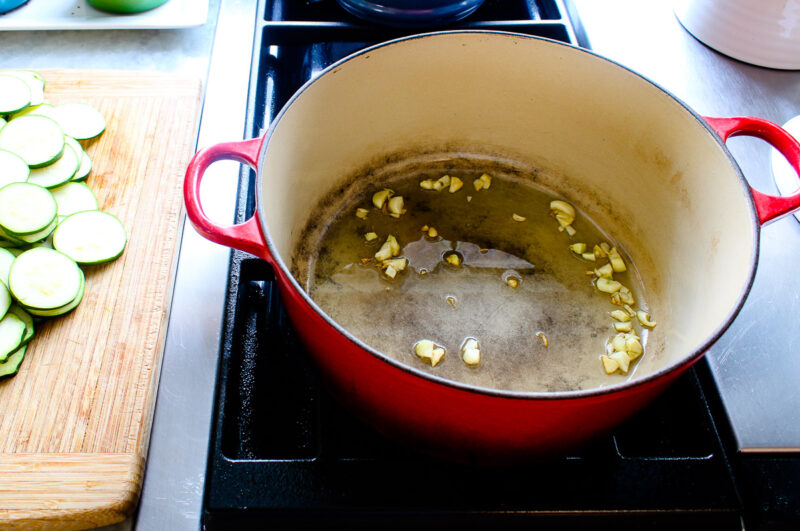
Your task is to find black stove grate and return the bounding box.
[202,1,745,528]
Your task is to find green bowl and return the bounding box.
[87,0,169,14]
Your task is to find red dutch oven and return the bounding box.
[184,32,800,463]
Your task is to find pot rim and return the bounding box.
[255,30,760,401]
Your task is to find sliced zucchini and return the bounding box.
[26,269,84,317]
[10,103,55,121]
[51,182,98,217]
[0,226,26,246]
[0,182,57,236]
[0,312,25,363]
[0,74,31,114]
[8,248,82,310]
[0,279,10,320]
[0,248,14,286]
[17,216,58,244]
[7,304,34,344]
[0,115,64,168]
[27,143,80,189]
[0,344,26,379]
[72,152,92,181]
[52,211,126,264]
[50,103,106,140]
[0,148,30,189]
[4,71,44,107]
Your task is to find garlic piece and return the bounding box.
[610,351,631,373]
[610,333,627,352]
[445,253,462,267]
[507,277,519,288]
[473,178,485,191]
[415,340,434,360]
[372,189,393,209]
[608,247,627,273]
[536,331,549,348]
[619,287,635,305]
[512,213,526,222]
[601,355,619,374]
[383,257,407,273]
[427,227,438,238]
[610,310,631,322]
[419,179,435,190]
[360,257,372,265]
[449,176,463,193]
[461,338,481,367]
[387,196,405,217]
[430,347,446,367]
[593,244,607,259]
[596,277,622,293]
[479,173,492,189]
[550,201,575,226]
[625,335,643,359]
[636,311,657,328]
[421,224,429,232]
[432,175,451,191]
[466,195,473,202]
[387,234,400,256]
[594,263,613,278]
[355,208,369,219]
[569,243,587,254]
[581,252,596,261]
[614,321,633,333]
[565,225,577,236]
[364,232,378,242]
[384,265,398,279]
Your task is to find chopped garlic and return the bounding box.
[507,277,519,288]
[565,225,577,236]
[461,338,481,367]
[427,227,438,238]
[623,304,637,317]
[593,244,607,258]
[601,355,619,374]
[611,333,627,352]
[608,247,627,273]
[355,208,369,219]
[449,176,463,193]
[610,293,622,306]
[364,232,378,242]
[581,252,596,261]
[430,347,445,367]
[374,239,394,261]
[619,287,635,305]
[536,331,549,348]
[419,179,435,190]
[550,200,575,219]
[596,277,622,293]
[433,175,451,191]
[445,253,462,267]
[360,257,372,265]
[473,178,485,191]
[387,234,400,256]
[614,321,633,333]
[383,258,407,272]
[625,336,643,358]
[466,195,473,202]
[372,189,393,209]
[384,265,398,279]
[387,196,405,217]
[479,173,492,189]
[594,263,613,277]
[421,225,429,232]
[446,296,457,309]
[610,310,631,322]
[569,243,587,254]
[636,311,657,328]
[512,213,526,222]
[610,351,630,373]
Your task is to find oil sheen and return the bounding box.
[302,163,646,392]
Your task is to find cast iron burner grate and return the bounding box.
[201,1,743,529]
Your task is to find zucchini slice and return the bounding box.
[27,142,80,189]
[0,279,10,320]
[4,71,44,107]
[0,248,15,286]
[8,248,82,310]
[0,312,25,363]
[6,304,33,344]
[0,344,27,379]
[0,182,57,236]
[51,182,98,217]
[50,103,106,140]
[26,269,84,317]
[72,152,92,181]
[52,211,126,264]
[0,148,30,189]
[0,74,31,114]
[0,115,64,168]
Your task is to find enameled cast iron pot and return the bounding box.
[185,32,800,463]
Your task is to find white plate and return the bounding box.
[0,0,207,30]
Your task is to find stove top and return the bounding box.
[197,1,799,529]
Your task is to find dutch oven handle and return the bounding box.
[183,137,272,262]
[704,116,800,225]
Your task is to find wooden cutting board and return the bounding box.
[0,70,203,530]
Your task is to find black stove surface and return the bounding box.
[200,1,786,529]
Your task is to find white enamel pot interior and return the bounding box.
[255,31,759,390]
